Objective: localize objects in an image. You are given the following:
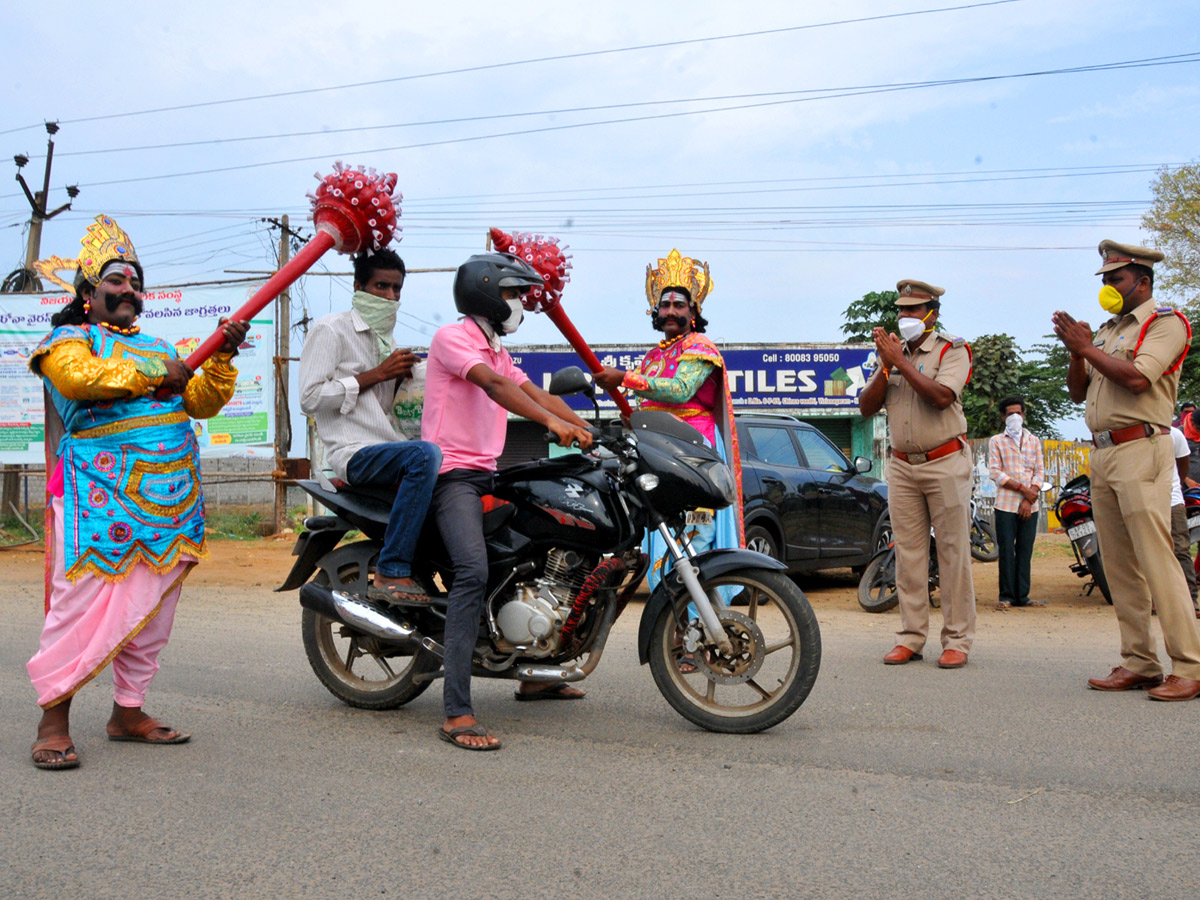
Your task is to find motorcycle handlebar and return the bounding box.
[542,426,604,448]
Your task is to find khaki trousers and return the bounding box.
[1091,437,1200,679]
[886,446,976,653]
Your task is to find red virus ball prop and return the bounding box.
[308,162,401,255]
[488,226,573,312]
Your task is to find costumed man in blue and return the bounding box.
[27,215,247,770]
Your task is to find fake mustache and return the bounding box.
[104,293,143,316]
[661,314,688,328]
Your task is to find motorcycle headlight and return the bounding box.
[706,462,737,506]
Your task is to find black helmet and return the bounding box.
[453,253,543,326]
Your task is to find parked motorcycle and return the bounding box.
[278,368,821,734]
[857,497,994,613]
[871,498,998,566]
[856,529,939,613]
[1054,474,1112,604]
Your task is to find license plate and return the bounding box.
[1188,516,1200,530]
[1067,521,1096,540]
[686,509,715,526]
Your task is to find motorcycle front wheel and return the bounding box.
[857,548,899,613]
[970,517,999,562]
[301,567,440,709]
[648,568,820,734]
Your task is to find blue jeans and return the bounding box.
[345,441,442,579]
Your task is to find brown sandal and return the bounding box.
[106,717,190,744]
[31,734,79,770]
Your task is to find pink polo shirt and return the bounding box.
[422,318,529,473]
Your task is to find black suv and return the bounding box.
[736,414,889,574]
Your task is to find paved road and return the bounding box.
[3,562,1199,899]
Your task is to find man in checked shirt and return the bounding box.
[987,395,1045,610]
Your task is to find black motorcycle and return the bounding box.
[1054,474,1112,604]
[278,368,821,734]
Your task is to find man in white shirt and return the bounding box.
[299,249,442,604]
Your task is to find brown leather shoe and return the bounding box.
[937,649,968,669]
[1147,674,1200,701]
[1087,666,1163,691]
[883,646,922,665]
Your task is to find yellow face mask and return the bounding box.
[1098,284,1127,314]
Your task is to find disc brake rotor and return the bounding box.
[694,609,766,685]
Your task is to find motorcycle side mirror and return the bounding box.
[548,366,595,398]
[1040,481,1052,492]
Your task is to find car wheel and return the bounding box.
[745,524,781,562]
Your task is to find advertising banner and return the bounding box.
[0,285,275,464]
[506,344,877,413]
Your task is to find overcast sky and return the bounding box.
[4,0,1198,370]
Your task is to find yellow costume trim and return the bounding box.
[645,249,713,314]
[640,403,705,417]
[74,412,189,440]
[66,536,209,584]
[41,564,193,709]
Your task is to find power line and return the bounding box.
[0,1,1024,136]
[8,51,1192,196]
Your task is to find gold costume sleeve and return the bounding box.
[183,352,238,419]
[37,339,158,401]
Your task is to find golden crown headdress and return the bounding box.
[76,214,139,287]
[645,248,713,315]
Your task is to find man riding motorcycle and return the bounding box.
[421,253,594,750]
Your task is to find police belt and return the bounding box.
[1090,422,1168,448]
[891,436,965,465]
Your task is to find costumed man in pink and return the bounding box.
[27,215,247,769]
[596,248,745,575]
[422,252,594,750]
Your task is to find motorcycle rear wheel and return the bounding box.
[648,568,820,734]
[1085,553,1114,605]
[970,518,1000,562]
[857,548,899,613]
[301,567,440,709]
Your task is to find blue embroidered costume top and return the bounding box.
[30,324,237,581]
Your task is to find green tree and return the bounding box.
[1142,161,1200,308]
[961,333,1022,438]
[840,290,899,342]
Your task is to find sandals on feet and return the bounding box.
[513,683,585,702]
[438,723,501,751]
[677,654,698,674]
[106,717,190,744]
[368,580,432,606]
[31,734,79,770]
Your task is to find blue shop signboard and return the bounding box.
[505,345,878,412]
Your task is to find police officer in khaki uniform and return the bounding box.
[859,280,976,668]
[1053,241,1200,701]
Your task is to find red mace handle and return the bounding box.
[182,230,335,370]
[159,163,400,395]
[544,305,634,417]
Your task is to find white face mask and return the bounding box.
[500,298,524,334]
[1005,413,1023,439]
[898,312,930,343]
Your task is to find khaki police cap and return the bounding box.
[895,279,946,307]
[1095,239,1165,275]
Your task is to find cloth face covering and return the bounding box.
[1005,413,1023,441]
[351,290,398,364]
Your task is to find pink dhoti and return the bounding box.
[27,496,196,709]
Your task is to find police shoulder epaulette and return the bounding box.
[938,333,965,348]
[1134,307,1192,375]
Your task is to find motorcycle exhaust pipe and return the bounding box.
[299,582,420,646]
